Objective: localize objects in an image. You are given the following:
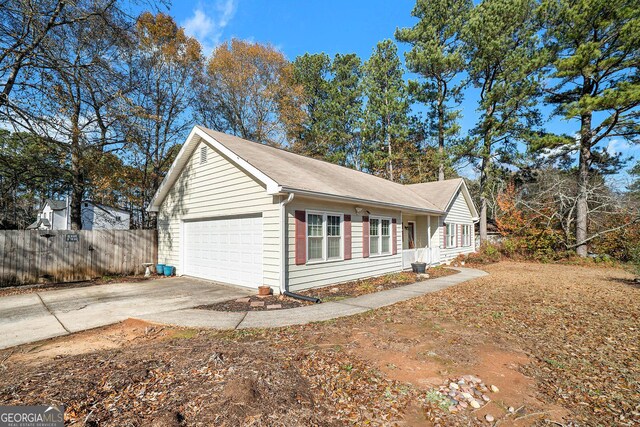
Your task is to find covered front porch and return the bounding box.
[401,213,441,269]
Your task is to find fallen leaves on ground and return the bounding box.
[0,262,637,426]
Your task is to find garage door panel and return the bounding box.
[183,215,263,288]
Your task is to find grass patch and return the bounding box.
[424,389,451,411]
[168,329,199,340]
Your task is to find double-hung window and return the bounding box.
[446,223,457,248]
[462,224,472,247]
[307,212,343,262]
[370,217,391,256]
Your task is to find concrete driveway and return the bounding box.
[0,277,252,350]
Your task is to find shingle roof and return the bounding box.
[198,127,445,212]
[406,178,464,211]
[45,199,66,210]
[149,126,477,216]
[26,217,50,229]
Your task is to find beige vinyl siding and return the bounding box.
[286,197,402,291]
[440,189,476,261]
[157,141,280,287]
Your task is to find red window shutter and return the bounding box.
[443,224,447,248]
[344,215,352,260]
[391,218,397,255]
[294,210,306,265]
[362,216,370,258]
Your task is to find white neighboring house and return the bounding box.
[149,126,479,293]
[27,198,130,230]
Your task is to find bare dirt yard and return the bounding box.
[0,262,638,426]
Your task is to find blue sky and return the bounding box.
[167,0,638,185]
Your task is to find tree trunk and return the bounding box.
[386,116,393,182]
[576,112,592,257]
[479,133,491,244]
[437,95,445,182]
[70,149,84,230]
[69,111,83,230]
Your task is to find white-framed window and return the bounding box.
[462,224,472,247]
[446,223,457,248]
[307,211,343,263]
[370,216,392,256]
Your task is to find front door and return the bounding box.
[407,222,416,249]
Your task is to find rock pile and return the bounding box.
[437,375,498,413]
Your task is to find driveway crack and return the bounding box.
[233,311,249,330]
[36,293,71,334]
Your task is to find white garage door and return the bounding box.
[183,215,263,288]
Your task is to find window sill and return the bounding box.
[305,257,345,266]
[369,252,393,258]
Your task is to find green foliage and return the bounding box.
[361,40,410,181]
[537,0,640,256]
[540,0,640,131]
[495,184,566,261]
[0,130,69,228]
[396,0,472,180]
[292,52,364,167]
[462,0,547,241]
[590,216,640,263]
[291,53,332,157]
[463,0,546,149]
[324,53,364,167]
[463,242,502,264]
[424,389,451,411]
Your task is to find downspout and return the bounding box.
[279,193,295,294]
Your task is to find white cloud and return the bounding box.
[606,139,630,156]
[184,9,214,42]
[183,0,238,55]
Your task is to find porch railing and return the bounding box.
[402,247,441,269]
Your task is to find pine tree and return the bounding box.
[361,40,410,181]
[396,0,472,181]
[290,53,332,157]
[463,0,546,243]
[630,162,640,200]
[539,0,640,256]
[324,53,364,168]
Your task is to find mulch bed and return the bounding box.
[0,275,158,298]
[198,267,459,311]
[300,267,457,301]
[196,294,314,312]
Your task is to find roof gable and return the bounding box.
[407,178,479,219]
[45,199,66,210]
[149,126,464,214]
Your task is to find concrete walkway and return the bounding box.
[0,277,252,350]
[138,267,488,330]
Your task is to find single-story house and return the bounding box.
[149,126,479,293]
[27,197,130,230]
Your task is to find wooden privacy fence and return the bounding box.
[0,230,157,286]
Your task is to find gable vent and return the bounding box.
[200,146,207,164]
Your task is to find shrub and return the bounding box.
[463,242,502,265]
[494,184,566,261]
